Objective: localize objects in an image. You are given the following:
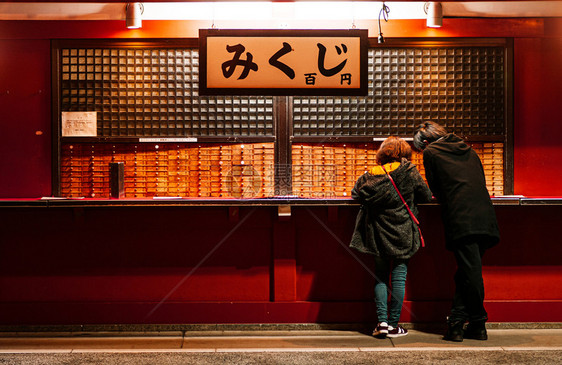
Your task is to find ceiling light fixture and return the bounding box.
[377,2,390,44]
[126,2,144,29]
[424,2,443,28]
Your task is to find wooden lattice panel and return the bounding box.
[471,142,504,197]
[291,142,504,198]
[61,143,275,198]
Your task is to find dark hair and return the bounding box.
[376,136,412,165]
[413,121,448,151]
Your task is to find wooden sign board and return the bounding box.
[199,29,368,96]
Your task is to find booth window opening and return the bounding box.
[52,38,510,199]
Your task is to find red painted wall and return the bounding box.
[1,18,562,197]
[513,36,562,196]
[0,39,51,198]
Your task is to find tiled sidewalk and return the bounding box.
[0,328,560,353]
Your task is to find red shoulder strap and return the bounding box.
[381,165,425,247]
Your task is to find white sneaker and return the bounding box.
[387,324,408,338]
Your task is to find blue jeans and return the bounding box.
[374,257,408,327]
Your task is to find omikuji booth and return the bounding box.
[0,1,561,327]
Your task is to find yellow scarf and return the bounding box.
[368,161,400,175]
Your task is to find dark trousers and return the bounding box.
[449,238,488,323]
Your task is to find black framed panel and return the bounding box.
[51,37,513,198]
[199,29,369,96]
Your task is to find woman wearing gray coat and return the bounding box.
[351,137,432,338]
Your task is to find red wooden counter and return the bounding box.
[0,197,560,326]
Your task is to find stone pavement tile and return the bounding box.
[210,330,366,337]
[0,336,183,350]
[491,329,562,348]
[182,332,391,350]
[389,329,562,349]
[385,330,471,348]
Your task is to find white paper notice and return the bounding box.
[61,112,97,136]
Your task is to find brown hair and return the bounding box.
[413,121,447,151]
[376,136,412,165]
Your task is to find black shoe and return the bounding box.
[465,321,488,340]
[444,320,465,342]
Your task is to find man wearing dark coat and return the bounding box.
[413,121,500,342]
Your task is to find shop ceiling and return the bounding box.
[1,1,561,21]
